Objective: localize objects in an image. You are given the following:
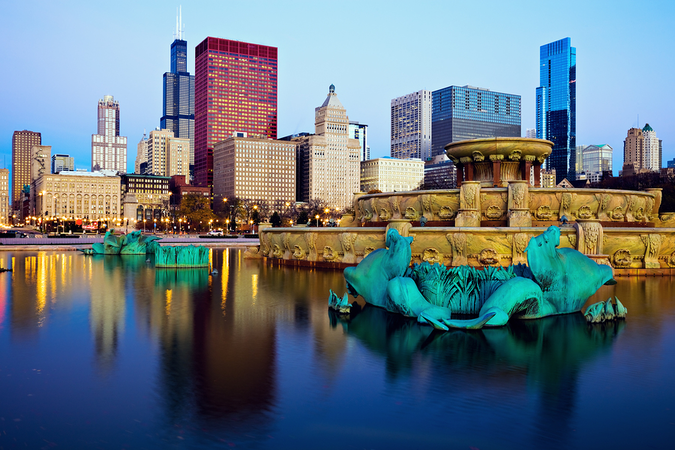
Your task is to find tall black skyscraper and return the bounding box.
[160,10,195,167]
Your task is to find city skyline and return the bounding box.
[1,0,674,188]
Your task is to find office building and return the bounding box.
[536,37,576,183]
[91,95,128,173]
[526,128,536,138]
[52,154,74,174]
[643,123,660,171]
[582,144,612,174]
[194,37,278,188]
[12,130,41,217]
[575,145,585,173]
[146,129,190,177]
[0,169,8,224]
[431,85,521,157]
[424,154,456,189]
[169,175,210,209]
[296,85,361,209]
[349,121,370,161]
[31,170,121,220]
[213,136,296,206]
[120,174,170,224]
[360,157,424,193]
[31,145,51,191]
[135,133,148,174]
[668,158,675,169]
[623,127,643,172]
[160,12,195,166]
[391,90,432,160]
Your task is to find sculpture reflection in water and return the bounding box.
[331,226,626,330]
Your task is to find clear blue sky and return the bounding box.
[2,0,674,186]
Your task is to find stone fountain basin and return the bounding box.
[445,137,553,164]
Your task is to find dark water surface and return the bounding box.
[0,250,674,449]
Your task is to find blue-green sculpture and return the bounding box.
[154,245,210,268]
[80,230,161,255]
[333,226,619,330]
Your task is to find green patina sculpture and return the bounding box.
[80,230,161,255]
[154,245,210,268]
[333,226,619,330]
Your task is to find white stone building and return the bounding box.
[643,124,660,171]
[91,95,127,173]
[360,157,424,193]
[296,85,361,210]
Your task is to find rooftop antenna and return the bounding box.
[174,6,183,40]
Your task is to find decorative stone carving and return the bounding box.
[641,234,663,268]
[634,207,645,221]
[404,206,418,220]
[282,233,292,259]
[472,151,485,162]
[323,246,338,261]
[455,210,481,227]
[364,247,375,257]
[457,182,481,227]
[390,196,401,219]
[485,205,503,220]
[260,233,271,256]
[272,244,283,259]
[578,221,603,255]
[293,245,306,259]
[422,248,442,264]
[386,219,412,238]
[612,249,633,268]
[340,232,358,264]
[535,205,553,220]
[479,248,499,265]
[421,194,433,219]
[567,234,577,249]
[577,205,593,220]
[305,232,318,261]
[448,233,467,266]
[462,184,478,210]
[668,251,675,268]
[512,232,528,265]
[561,193,572,213]
[609,206,624,221]
[512,184,526,209]
[438,205,456,219]
[379,207,392,221]
[508,150,522,161]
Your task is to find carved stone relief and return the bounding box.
[304,232,318,261]
[448,233,467,266]
[339,232,358,264]
[479,248,499,265]
[293,245,306,259]
[641,234,663,268]
[438,205,456,219]
[323,246,338,261]
[485,205,503,220]
[612,249,633,268]
[422,248,442,264]
[404,206,418,220]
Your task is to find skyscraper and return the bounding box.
[296,85,361,209]
[160,11,195,168]
[536,37,576,184]
[12,130,41,218]
[642,123,660,171]
[349,121,370,161]
[431,85,521,157]
[194,37,278,188]
[51,154,74,174]
[391,90,432,160]
[91,95,128,173]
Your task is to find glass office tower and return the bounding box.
[431,85,521,157]
[536,37,576,184]
[161,35,195,167]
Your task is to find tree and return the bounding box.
[180,194,215,232]
[270,211,282,227]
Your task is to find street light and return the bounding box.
[315,214,320,227]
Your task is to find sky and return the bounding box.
[2,0,674,188]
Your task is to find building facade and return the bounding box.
[349,121,370,161]
[424,154,456,189]
[0,169,8,224]
[582,144,613,174]
[360,157,424,193]
[643,123,660,171]
[391,90,432,160]
[31,170,121,221]
[296,85,361,209]
[431,85,521,158]
[194,37,278,188]
[146,129,190,177]
[160,17,195,166]
[12,130,41,218]
[120,174,170,225]
[52,154,74,174]
[135,133,148,174]
[169,175,210,209]
[91,95,127,173]
[536,38,576,183]
[212,136,296,206]
[31,145,51,185]
[623,127,643,173]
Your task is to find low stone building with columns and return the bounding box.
[31,170,121,221]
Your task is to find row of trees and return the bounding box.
[175,194,345,232]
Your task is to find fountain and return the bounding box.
[249,137,675,275]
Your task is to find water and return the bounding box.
[0,250,674,449]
